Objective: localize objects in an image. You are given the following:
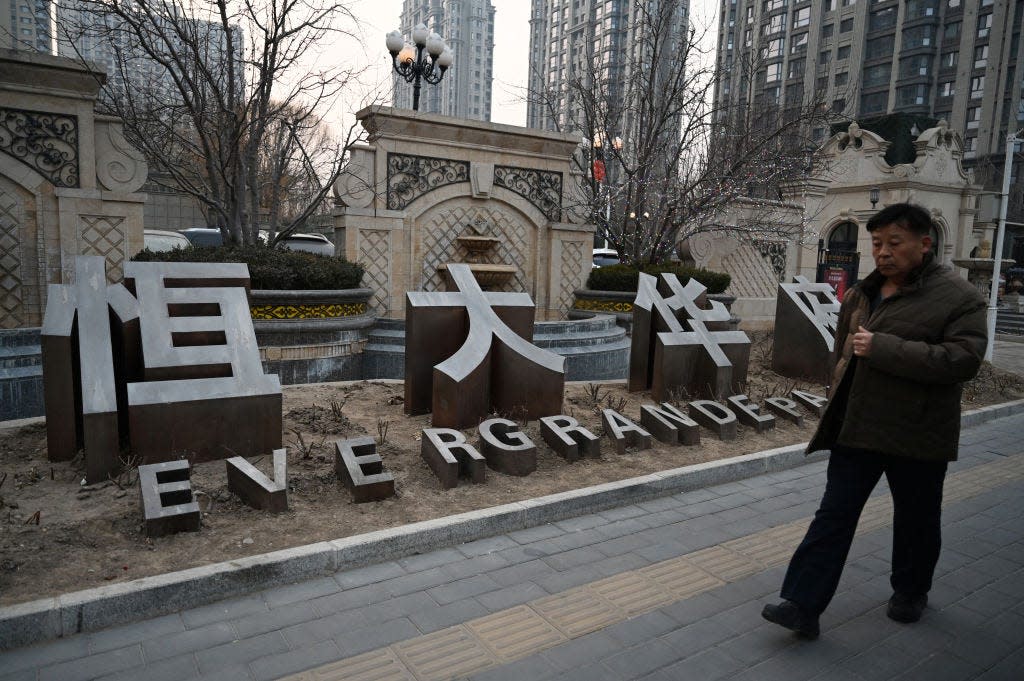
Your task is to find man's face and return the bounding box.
[871,223,932,283]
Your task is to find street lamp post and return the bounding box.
[985,128,1023,362]
[386,24,453,111]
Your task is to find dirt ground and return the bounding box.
[2,335,1022,606]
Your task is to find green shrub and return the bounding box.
[586,263,731,294]
[132,244,364,290]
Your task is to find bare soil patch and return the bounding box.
[2,334,1021,606]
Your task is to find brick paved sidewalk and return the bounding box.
[1,414,1022,681]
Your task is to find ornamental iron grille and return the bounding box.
[386,153,469,210]
[753,239,788,281]
[0,107,79,188]
[493,165,563,222]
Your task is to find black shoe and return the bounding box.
[887,592,927,623]
[761,600,820,639]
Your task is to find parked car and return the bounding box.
[592,248,620,268]
[277,232,334,256]
[179,227,224,247]
[143,229,191,252]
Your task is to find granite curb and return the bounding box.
[2,398,1023,650]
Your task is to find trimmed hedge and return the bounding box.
[132,244,364,290]
[586,263,731,294]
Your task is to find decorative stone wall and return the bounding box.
[333,107,592,320]
[0,49,147,329]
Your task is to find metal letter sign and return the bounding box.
[772,275,841,383]
[629,273,750,401]
[41,257,283,482]
[405,263,565,429]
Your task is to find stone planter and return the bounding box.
[250,288,375,385]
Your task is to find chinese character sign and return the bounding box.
[405,263,565,429]
[628,272,751,401]
[41,257,282,483]
[772,275,840,383]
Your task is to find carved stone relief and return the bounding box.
[94,119,147,194]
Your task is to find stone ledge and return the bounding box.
[1,399,1023,649]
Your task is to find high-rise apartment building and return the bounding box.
[393,0,495,121]
[2,0,53,52]
[526,0,690,133]
[713,0,1023,164]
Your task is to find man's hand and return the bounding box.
[852,326,873,357]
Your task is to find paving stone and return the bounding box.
[249,639,342,681]
[0,635,91,676]
[232,600,320,639]
[593,532,652,558]
[93,655,198,681]
[549,528,606,552]
[475,582,548,612]
[532,587,620,638]
[194,663,254,680]
[535,564,604,594]
[143,622,239,662]
[393,625,496,680]
[660,646,744,681]
[407,598,490,634]
[286,647,413,681]
[506,524,564,545]
[601,611,678,648]
[658,590,730,627]
[377,567,451,598]
[39,645,144,681]
[553,515,607,532]
[427,574,501,605]
[397,547,467,573]
[262,577,341,609]
[540,630,620,671]
[714,622,799,666]
[890,652,979,681]
[196,631,289,675]
[468,653,559,681]
[467,604,565,662]
[590,552,649,577]
[280,609,374,649]
[657,618,735,659]
[333,562,406,590]
[333,617,419,657]
[311,582,391,615]
[87,613,185,655]
[457,535,519,558]
[601,638,682,679]
[487,558,554,587]
[181,595,268,629]
[597,505,648,522]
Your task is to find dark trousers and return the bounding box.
[780,446,948,615]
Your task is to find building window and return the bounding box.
[903,25,936,49]
[765,38,785,57]
[943,22,960,41]
[766,63,783,82]
[974,44,988,68]
[819,50,832,65]
[835,71,849,87]
[971,75,985,97]
[837,45,851,60]
[906,0,938,19]
[840,18,854,33]
[832,98,846,112]
[940,51,958,68]
[967,106,981,128]
[793,7,810,28]
[822,23,834,39]
[861,91,888,113]
[896,84,930,106]
[939,81,955,97]
[866,34,895,58]
[977,13,992,38]
[869,7,897,31]
[791,32,808,52]
[899,54,931,78]
[789,58,806,79]
[828,221,858,250]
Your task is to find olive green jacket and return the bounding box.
[806,254,987,461]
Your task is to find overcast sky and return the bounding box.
[334,0,720,130]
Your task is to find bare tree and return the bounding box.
[57,0,365,244]
[529,0,836,266]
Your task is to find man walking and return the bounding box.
[762,203,988,639]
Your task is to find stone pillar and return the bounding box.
[0,50,147,329]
